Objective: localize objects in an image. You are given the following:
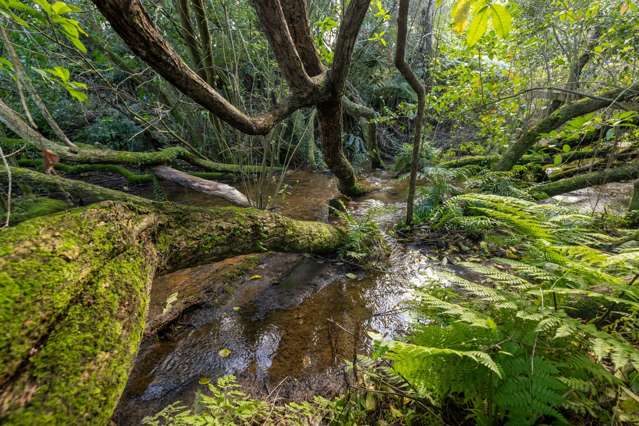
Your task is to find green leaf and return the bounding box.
[218,348,232,358]
[562,144,571,153]
[51,1,73,15]
[452,0,472,33]
[553,154,562,166]
[489,4,512,38]
[466,6,489,47]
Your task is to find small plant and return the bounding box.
[142,375,335,425]
[334,205,389,268]
[393,142,437,175]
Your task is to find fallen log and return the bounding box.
[0,198,344,425]
[532,162,639,198]
[152,165,249,206]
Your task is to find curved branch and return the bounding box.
[395,0,426,225]
[90,0,303,134]
[494,82,639,171]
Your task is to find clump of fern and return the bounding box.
[393,142,437,175]
[375,194,639,424]
[374,253,639,424]
[334,207,389,269]
[412,167,471,223]
[465,170,533,199]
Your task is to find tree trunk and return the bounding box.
[317,99,366,196]
[494,83,639,171]
[0,196,344,424]
[395,0,428,226]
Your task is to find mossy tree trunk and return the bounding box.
[494,83,639,171]
[0,199,344,425]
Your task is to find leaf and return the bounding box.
[466,6,490,47]
[51,1,73,15]
[489,4,512,38]
[365,393,377,411]
[198,377,210,385]
[452,0,472,33]
[49,66,70,82]
[553,154,562,166]
[218,348,232,358]
[249,274,262,280]
[345,272,358,280]
[562,144,571,153]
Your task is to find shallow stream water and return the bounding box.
[113,171,437,424]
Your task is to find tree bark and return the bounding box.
[317,98,366,196]
[494,83,639,171]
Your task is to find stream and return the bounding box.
[112,171,436,425]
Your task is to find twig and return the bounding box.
[0,145,12,227]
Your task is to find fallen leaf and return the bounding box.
[218,348,232,358]
[249,274,262,280]
[345,272,357,280]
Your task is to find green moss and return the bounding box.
[0,203,156,384]
[1,196,71,225]
[1,245,157,425]
[0,200,345,423]
[17,159,154,184]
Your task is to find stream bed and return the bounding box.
[113,172,435,424]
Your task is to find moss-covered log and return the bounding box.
[439,155,499,168]
[3,138,266,174]
[532,162,639,198]
[494,83,639,171]
[1,166,151,205]
[0,199,344,425]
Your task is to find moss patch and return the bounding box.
[1,196,71,225]
[0,245,157,425]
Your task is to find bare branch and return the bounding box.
[329,0,371,92]
[251,0,315,92]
